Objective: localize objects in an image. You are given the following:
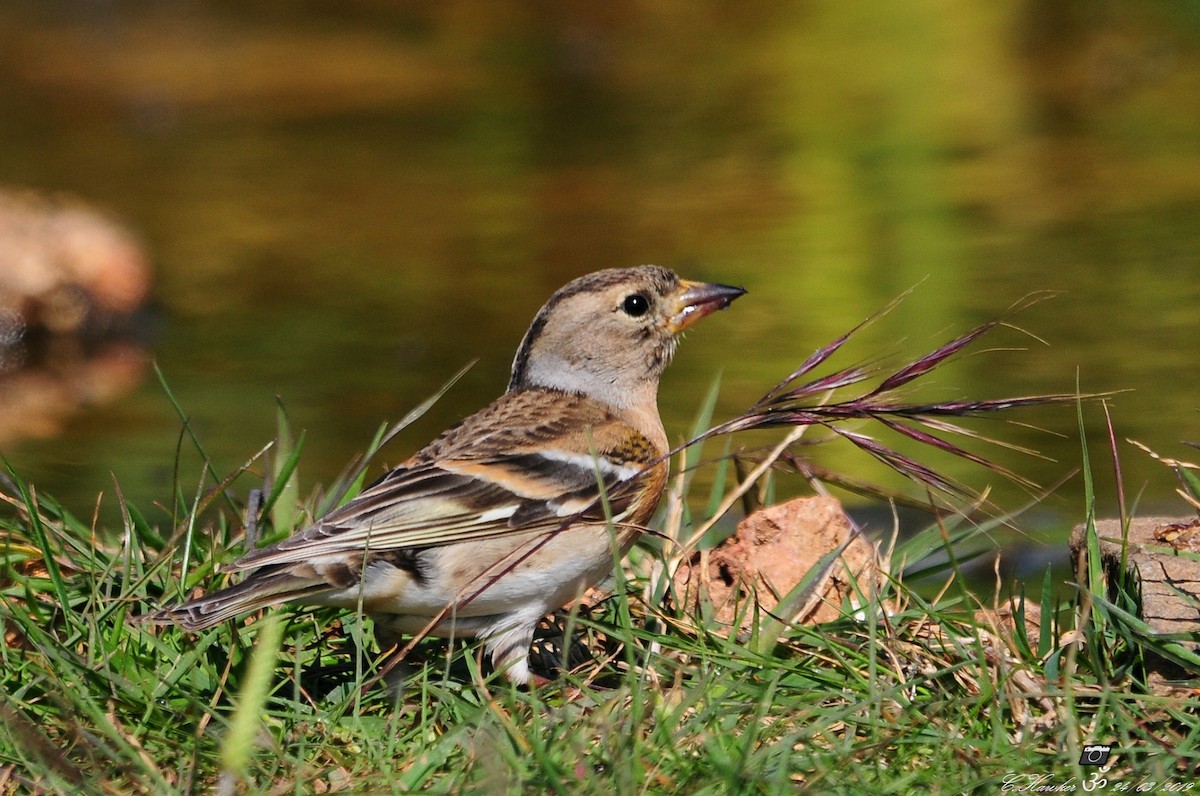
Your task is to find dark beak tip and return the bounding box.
[714,283,747,309]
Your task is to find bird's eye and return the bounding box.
[622,293,651,317]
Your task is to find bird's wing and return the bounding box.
[230,450,650,570]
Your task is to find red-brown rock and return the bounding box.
[672,495,884,634]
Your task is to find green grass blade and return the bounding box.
[683,375,722,491]
[1090,592,1200,672]
[220,614,284,779]
[4,466,71,615]
[1176,463,1200,506]
[153,363,240,515]
[702,438,733,526]
[1075,389,1108,650]
[1039,564,1054,658]
[263,400,304,533]
[751,538,854,656]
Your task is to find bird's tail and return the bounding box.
[139,567,330,631]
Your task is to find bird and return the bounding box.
[145,265,745,684]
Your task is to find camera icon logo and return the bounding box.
[1079,745,1112,767]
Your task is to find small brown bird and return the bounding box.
[147,266,744,684]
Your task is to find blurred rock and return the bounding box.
[0,189,152,446]
[0,189,151,336]
[671,495,885,635]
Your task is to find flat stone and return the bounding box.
[1069,516,1200,638]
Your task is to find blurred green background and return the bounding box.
[1,1,1197,562]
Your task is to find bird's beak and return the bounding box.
[667,279,747,333]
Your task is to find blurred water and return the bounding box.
[0,2,1197,555]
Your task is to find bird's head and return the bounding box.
[508,265,745,407]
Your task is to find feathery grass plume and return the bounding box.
[690,291,1098,505]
